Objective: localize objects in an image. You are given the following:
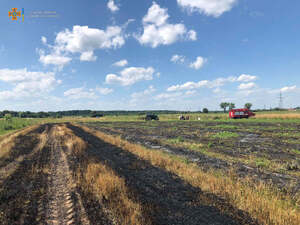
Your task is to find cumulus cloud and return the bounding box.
[167,74,256,92]
[38,49,71,69]
[137,2,197,48]
[80,51,97,61]
[107,0,119,12]
[55,25,125,53]
[38,25,125,69]
[155,92,183,100]
[171,54,185,63]
[167,80,209,91]
[238,82,257,90]
[64,87,97,99]
[187,30,197,40]
[281,85,297,93]
[0,68,60,100]
[113,59,128,67]
[131,85,156,99]
[185,90,196,95]
[96,87,114,95]
[236,74,257,82]
[177,0,238,17]
[41,36,47,45]
[189,56,206,70]
[105,67,155,86]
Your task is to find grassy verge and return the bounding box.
[76,124,300,225]
[61,125,148,225]
[0,118,37,136]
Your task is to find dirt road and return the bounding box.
[44,126,90,225]
[0,123,259,225]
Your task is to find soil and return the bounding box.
[0,123,261,225]
[67,123,259,225]
[0,124,112,225]
[81,121,300,194]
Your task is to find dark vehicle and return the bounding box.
[145,114,159,121]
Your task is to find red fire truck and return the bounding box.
[229,108,255,119]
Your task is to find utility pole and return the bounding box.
[278,91,284,109]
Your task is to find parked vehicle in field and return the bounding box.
[145,114,159,121]
[179,115,190,120]
[229,108,255,119]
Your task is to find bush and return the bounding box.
[4,114,12,122]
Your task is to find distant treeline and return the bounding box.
[0,108,298,119]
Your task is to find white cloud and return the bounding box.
[167,80,209,91]
[187,30,197,40]
[0,68,59,100]
[177,0,238,17]
[189,56,206,70]
[113,59,128,67]
[281,85,297,93]
[213,87,221,93]
[105,67,155,86]
[39,25,126,69]
[185,90,196,95]
[64,87,97,99]
[155,92,183,100]
[137,2,196,48]
[143,2,169,26]
[129,85,156,106]
[131,85,156,99]
[107,0,119,12]
[171,54,185,63]
[96,87,114,95]
[238,82,256,90]
[55,25,125,53]
[167,75,254,92]
[41,36,47,45]
[38,49,71,69]
[80,51,97,61]
[237,74,257,82]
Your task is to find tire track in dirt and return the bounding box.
[1,124,115,224]
[44,125,90,225]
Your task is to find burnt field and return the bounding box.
[0,122,299,225]
[81,121,300,192]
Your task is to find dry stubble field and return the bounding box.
[0,119,299,224]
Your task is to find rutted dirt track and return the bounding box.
[0,123,260,225]
[44,126,90,225]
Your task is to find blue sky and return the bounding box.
[0,0,299,111]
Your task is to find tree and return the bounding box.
[245,103,252,110]
[229,103,235,110]
[220,102,230,113]
[203,108,209,113]
[220,102,227,113]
